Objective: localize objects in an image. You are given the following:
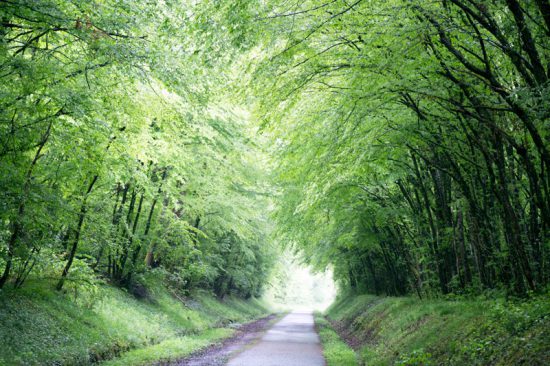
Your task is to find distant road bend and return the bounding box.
[227,311,325,366]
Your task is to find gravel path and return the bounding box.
[227,311,325,366]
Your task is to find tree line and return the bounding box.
[252,0,549,296]
[0,0,273,298]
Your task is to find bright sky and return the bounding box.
[263,255,337,311]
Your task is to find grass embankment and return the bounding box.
[0,277,269,365]
[321,293,549,365]
[314,312,357,366]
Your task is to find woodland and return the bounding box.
[0,0,549,314]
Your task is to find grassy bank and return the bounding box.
[326,293,550,365]
[0,275,269,365]
[314,312,357,366]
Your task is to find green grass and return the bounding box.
[102,328,233,366]
[0,278,269,365]
[314,312,358,366]
[326,293,550,366]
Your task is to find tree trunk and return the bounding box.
[56,175,99,291]
[0,121,52,289]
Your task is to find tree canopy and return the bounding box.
[0,0,274,298]
[251,0,549,296]
[1,0,549,299]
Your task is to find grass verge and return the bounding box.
[326,292,550,365]
[102,328,233,366]
[314,312,358,366]
[0,275,269,365]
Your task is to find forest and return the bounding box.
[0,0,549,364]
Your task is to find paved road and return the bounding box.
[171,314,278,366]
[226,311,325,366]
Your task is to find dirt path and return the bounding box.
[227,311,325,366]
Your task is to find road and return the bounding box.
[226,311,325,366]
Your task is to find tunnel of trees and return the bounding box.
[0,0,549,299]
[263,0,550,297]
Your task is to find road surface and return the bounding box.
[226,311,325,366]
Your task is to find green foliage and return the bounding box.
[248,0,550,298]
[396,350,433,366]
[0,0,276,299]
[449,294,550,365]
[1,0,549,363]
[325,293,550,365]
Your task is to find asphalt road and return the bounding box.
[226,311,325,366]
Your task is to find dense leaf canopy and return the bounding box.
[0,0,274,297]
[251,0,549,296]
[0,0,548,298]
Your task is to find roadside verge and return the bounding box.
[314,312,358,366]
